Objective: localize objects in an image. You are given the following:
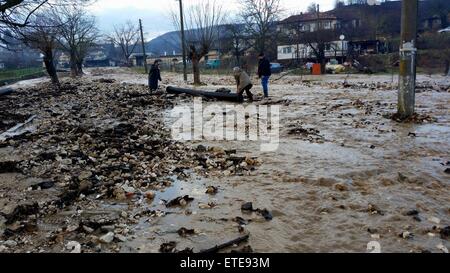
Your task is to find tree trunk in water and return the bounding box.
[192,56,201,85]
[318,44,326,74]
[43,49,60,89]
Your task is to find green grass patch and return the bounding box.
[0,67,45,85]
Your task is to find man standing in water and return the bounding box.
[149,60,162,92]
[258,53,272,98]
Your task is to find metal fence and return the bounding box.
[0,67,45,86]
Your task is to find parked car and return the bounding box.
[205,59,221,69]
[270,63,284,73]
[326,59,345,74]
[438,27,450,33]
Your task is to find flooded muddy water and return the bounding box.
[102,71,449,253]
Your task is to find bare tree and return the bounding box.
[172,0,224,85]
[224,20,252,67]
[307,2,318,13]
[53,3,98,76]
[15,13,60,87]
[239,0,281,55]
[0,1,90,47]
[108,21,140,65]
[0,0,49,27]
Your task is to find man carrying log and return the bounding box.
[233,67,254,102]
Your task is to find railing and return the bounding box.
[0,67,45,86]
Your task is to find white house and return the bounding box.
[278,41,349,61]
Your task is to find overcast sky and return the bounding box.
[90,0,335,41]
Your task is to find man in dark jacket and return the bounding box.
[149,60,162,91]
[257,53,271,98]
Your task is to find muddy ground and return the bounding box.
[0,68,449,253]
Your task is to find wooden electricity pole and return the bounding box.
[398,0,418,119]
[179,0,188,82]
[139,19,148,74]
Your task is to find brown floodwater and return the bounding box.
[111,71,449,253]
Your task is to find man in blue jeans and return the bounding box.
[257,53,272,98]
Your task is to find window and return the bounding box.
[302,24,310,32]
[282,47,292,54]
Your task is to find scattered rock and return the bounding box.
[78,171,93,181]
[145,191,156,200]
[399,231,413,239]
[367,228,378,234]
[367,204,384,215]
[198,202,216,209]
[240,202,272,220]
[206,186,218,195]
[440,226,449,239]
[405,210,419,216]
[428,217,441,224]
[436,243,448,253]
[256,209,273,221]
[66,241,81,253]
[4,240,17,248]
[241,202,253,212]
[334,183,348,191]
[233,217,250,226]
[195,145,207,153]
[99,232,115,244]
[31,181,55,190]
[95,78,116,83]
[164,195,194,208]
[177,227,195,237]
[5,203,39,224]
[114,234,127,242]
[160,241,177,253]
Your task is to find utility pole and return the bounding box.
[139,19,148,74]
[398,0,418,119]
[178,0,188,82]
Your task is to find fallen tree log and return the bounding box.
[0,87,13,96]
[166,86,243,103]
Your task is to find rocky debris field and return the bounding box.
[0,69,449,253]
[0,77,262,253]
